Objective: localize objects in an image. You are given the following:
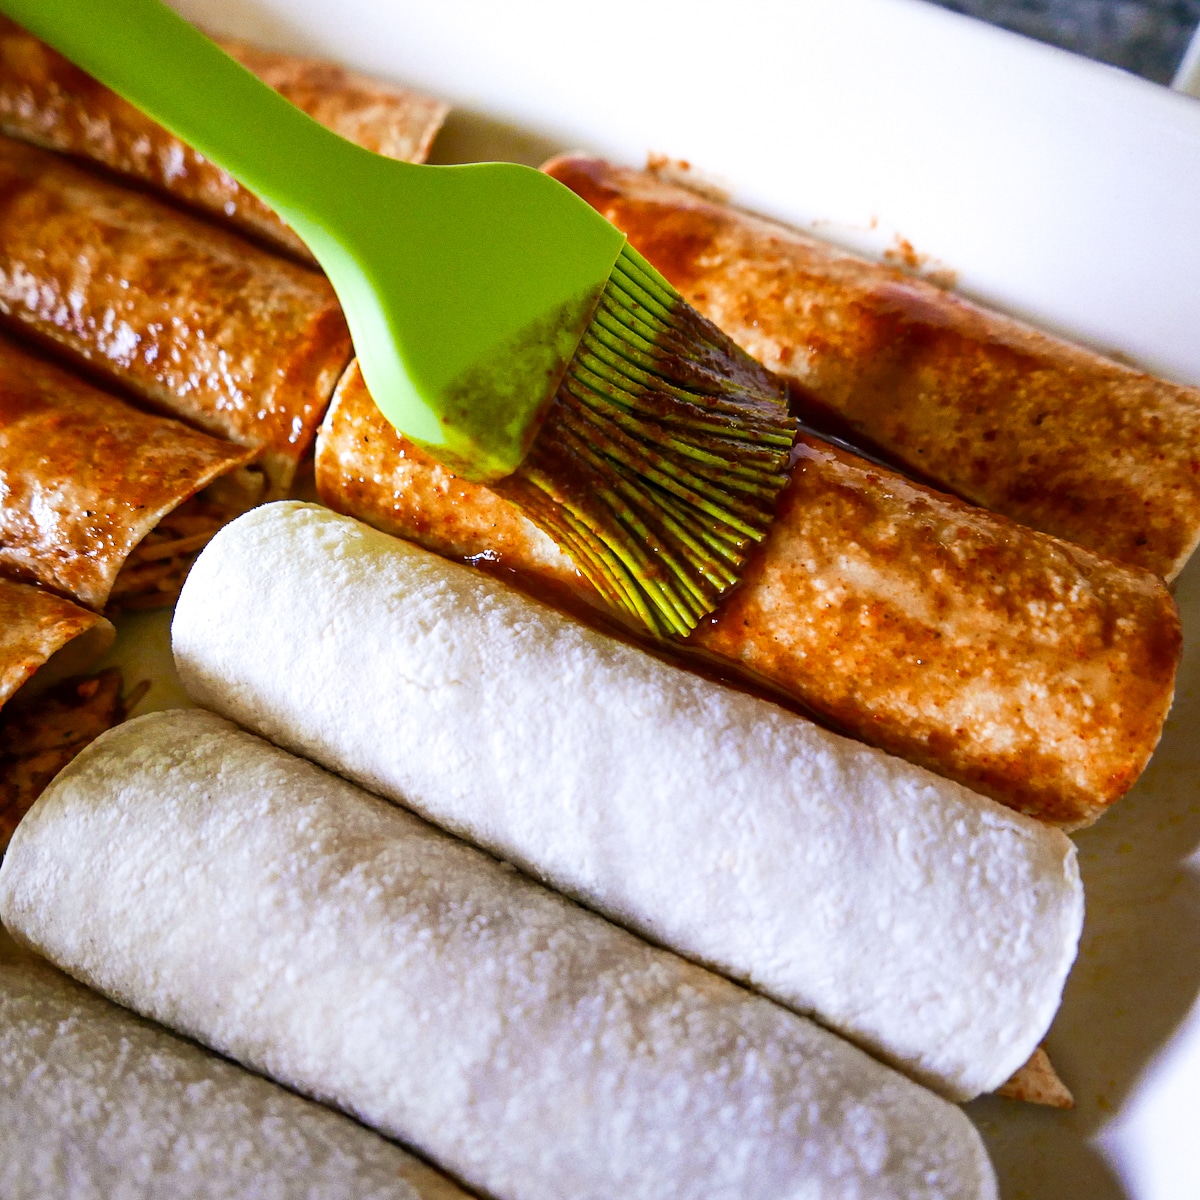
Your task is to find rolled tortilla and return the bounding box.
[0,136,353,494]
[0,709,998,1200]
[544,156,1200,581]
[0,16,447,262]
[317,363,1180,827]
[0,577,117,848]
[0,335,260,611]
[0,578,112,712]
[0,930,469,1200]
[173,502,1084,1100]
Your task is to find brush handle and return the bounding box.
[0,0,367,240]
[3,0,629,485]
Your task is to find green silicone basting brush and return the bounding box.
[10,0,797,638]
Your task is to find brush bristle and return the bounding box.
[497,243,796,639]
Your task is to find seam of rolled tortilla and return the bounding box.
[0,928,471,1200]
[315,361,1181,829]
[0,709,999,1200]
[0,578,113,711]
[541,154,1200,582]
[172,502,1085,1101]
[0,579,118,849]
[0,334,258,610]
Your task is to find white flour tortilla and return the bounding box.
[0,928,465,1200]
[0,710,997,1200]
[171,502,1084,1100]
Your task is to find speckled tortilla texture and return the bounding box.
[315,360,1181,829]
[0,136,353,496]
[171,503,1084,1101]
[544,155,1200,581]
[0,334,254,610]
[0,930,465,1200]
[0,577,112,709]
[0,711,997,1200]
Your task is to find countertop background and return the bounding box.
[926,0,1199,81]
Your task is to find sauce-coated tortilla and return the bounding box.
[0,578,112,712]
[0,17,447,261]
[0,578,118,846]
[544,156,1200,581]
[172,503,1084,1099]
[0,709,998,1200]
[0,136,353,495]
[317,363,1180,828]
[0,336,258,611]
[0,930,469,1200]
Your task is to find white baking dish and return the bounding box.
[82,2,1200,1197]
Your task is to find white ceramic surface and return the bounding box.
[101,2,1200,1197]
[174,0,1200,390]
